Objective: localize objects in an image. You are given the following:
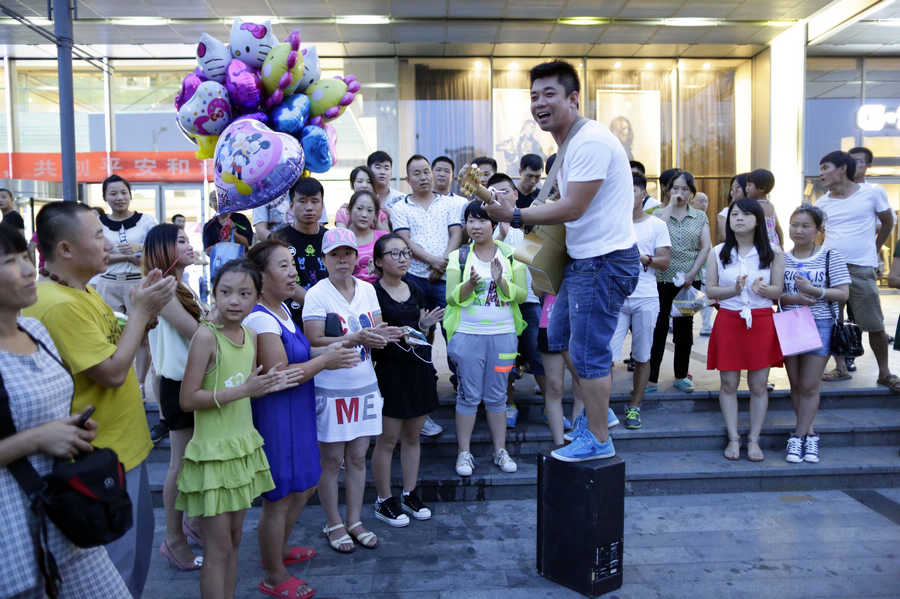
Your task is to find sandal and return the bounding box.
[160,540,203,571]
[258,576,315,599]
[347,521,378,549]
[183,519,204,548]
[282,546,315,565]
[876,374,900,393]
[747,439,765,462]
[322,523,354,554]
[724,438,740,461]
[822,369,851,382]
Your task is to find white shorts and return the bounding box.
[609,296,660,364]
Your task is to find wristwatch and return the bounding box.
[511,207,523,229]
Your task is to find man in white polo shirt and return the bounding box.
[816,150,898,391]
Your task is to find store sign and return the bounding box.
[0,152,212,183]
[857,104,899,132]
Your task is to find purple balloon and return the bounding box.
[233,112,268,124]
[175,68,208,111]
[224,58,263,113]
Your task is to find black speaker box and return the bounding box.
[537,451,625,597]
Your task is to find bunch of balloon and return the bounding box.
[175,18,362,212]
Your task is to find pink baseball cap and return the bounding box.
[322,228,358,254]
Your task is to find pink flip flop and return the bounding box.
[258,576,315,599]
[160,540,203,571]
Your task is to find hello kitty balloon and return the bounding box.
[230,18,277,70]
[296,45,321,92]
[196,33,230,83]
[177,80,233,137]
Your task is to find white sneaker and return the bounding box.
[420,416,443,437]
[455,451,474,477]
[493,448,518,473]
[785,436,803,463]
[803,435,820,463]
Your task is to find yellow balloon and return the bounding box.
[194,134,219,160]
[302,169,311,178]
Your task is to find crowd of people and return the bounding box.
[1,58,898,599]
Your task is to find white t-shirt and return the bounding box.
[381,188,407,216]
[642,195,662,213]
[631,216,671,299]
[148,315,189,381]
[557,119,635,259]
[818,184,892,267]
[302,277,383,442]
[456,250,516,336]
[389,194,463,279]
[100,212,157,275]
[244,303,297,335]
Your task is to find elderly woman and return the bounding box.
[245,239,360,597]
[0,223,131,598]
[302,229,403,554]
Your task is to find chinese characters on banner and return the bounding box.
[1,152,213,183]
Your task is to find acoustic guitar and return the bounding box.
[457,164,569,295]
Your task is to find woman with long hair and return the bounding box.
[717,173,748,242]
[780,205,850,463]
[648,170,711,393]
[143,223,206,571]
[705,199,785,461]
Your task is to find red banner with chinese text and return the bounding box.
[0,152,213,183]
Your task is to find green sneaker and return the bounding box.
[624,406,642,429]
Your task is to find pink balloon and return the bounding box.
[324,122,338,164]
[224,59,263,113]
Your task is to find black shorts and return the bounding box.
[159,376,194,430]
[538,327,552,354]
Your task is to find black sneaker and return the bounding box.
[402,492,432,520]
[374,496,410,527]
[150,421,169,443]
[624,406,641,430]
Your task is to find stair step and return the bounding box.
[146,406,900,461]
[146,445,900,505]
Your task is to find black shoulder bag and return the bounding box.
[825,250,864,357]
[0,326,133,598]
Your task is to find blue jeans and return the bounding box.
[547,245,640,379]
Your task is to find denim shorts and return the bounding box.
[547,245,640,378]
[807,318,833,357]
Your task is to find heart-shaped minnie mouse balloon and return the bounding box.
[224,58,263,113]
[300,124,333,173]
[269,93,310,138]
[177,80,232,137]
[214,119,305,213]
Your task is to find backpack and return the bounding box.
[0,326,132,598]
[458,243,515,272]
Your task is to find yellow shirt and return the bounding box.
[23,282,152,471]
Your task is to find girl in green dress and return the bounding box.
[178,259,302,599]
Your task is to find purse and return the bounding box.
[0,326,133,598]
[772,301,823,356]
[825,250,864,357]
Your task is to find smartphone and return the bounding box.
[76,406,95,429]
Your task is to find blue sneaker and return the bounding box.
[506,403,518,428]
[563,409,586,442]
[551,429,615,462]
[608,408,619,428]
[542,411,573,430]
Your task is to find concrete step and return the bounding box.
[146,406,900,462]
[147,444,900,506]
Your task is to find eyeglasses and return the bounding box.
[385,248,412,260]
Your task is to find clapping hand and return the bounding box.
[794,275,818,296]
[356,327,389,349]
[323,342,361,370]
[733,274,748,295]
[244,363,303,397]
[131,269,177,318]
[491,257,505,283]
[420,307,445,329]
[751,276,778,299]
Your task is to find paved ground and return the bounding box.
[144,489,900,598]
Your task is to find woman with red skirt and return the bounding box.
[705,199,785,462]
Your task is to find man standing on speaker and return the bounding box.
[483,60,639,462]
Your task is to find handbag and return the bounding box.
[825,250,864,357]
[0,327,133,598]
[772,301,823,356]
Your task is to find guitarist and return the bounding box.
[483,60,639,463]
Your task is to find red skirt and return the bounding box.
[707,307,783,371]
